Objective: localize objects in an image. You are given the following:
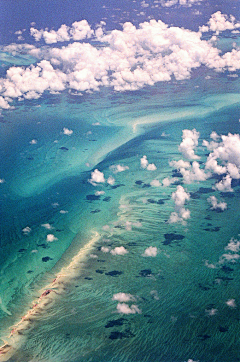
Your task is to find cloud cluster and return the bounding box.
[200,11,240,33]
[169,185,190,223]
[160,0,202,7]
[2,13,240,108]
[204,133,240,191]
[112,292,141,314]
[140,155,157,171]
[30,20,94,44]
[89,169,105,185]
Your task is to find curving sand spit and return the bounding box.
[0,232,100,361]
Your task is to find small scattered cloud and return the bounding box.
[41,223,53,230]
[226,299,236,308]
[116,303,141,314]
[95,190,105,196]
[22,226,31,234]
[207,196,227,211]
[46,234,58,242]
[150,179,161,187]
[107,176,115,185]
[112,293,136,302]
[63,127,73,136]
[110,246,128,255]
[110,164,129,173]
[89,169,105,185]
[142,246,158,257]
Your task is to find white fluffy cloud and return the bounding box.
[207,195,227,211]
[41,223,53,230]
[89,169,105,184]
[140,155,149,169]
[140,155,156,170]
[200,12,240,33]
[150,179,161,187]
[162,177,178,187]
[2,15,240,108]
[169,185,190,223]
[215,174,233,192]
[109,164,129,173]
[160,0,202,7]
[110,246,128,255]
[46,234,58,242]
[112,293,136,302]
[30,20,94,44]
[178,129,200,160]
[142,246,158,257]
[63,127,73,136]
[22,226,31,234]
[107,176,115,185]
[116,303,141,314]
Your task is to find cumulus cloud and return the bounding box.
[140,155,149,169]
[89,169,105,185]
[46,234,58,242]
[116,303,141,314]
[95,190,105,196]
[30,139,37,144]
[41,223,53,230]
[112,293,136,302]
[110,164,129,173]
[215,174,233,192]
[110,246,128,255]
[30,20,93,44]
[22,226,31,234]
[226,299,236,308]
[161,0,202,7]
[178,129,200,160]
[101,246,110,253]
[2,16,240,105]
[162,177,178,187]
[207,195,227,211]
[107,176,115,185]
[140,155,156,170]
[63,127,73,136]
[147,163,157,171]
[179,161,210,183]
[150,179,161,187]
[225,238,240,253]
[205,133,240,177]
[200,11,240,33]
[142,246,158,257]
[169,185,190,223]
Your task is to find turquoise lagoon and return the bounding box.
[0,74,240,362]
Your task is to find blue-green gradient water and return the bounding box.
[1,70,240,362]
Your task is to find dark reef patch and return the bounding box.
[86,194,100,201]
[163,233,185,246]
[105,270,123,277]
[105,318,126,328]
[42,256,53,262]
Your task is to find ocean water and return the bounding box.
[0,70,240,362]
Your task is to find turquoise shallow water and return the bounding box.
[1,72,240,361]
